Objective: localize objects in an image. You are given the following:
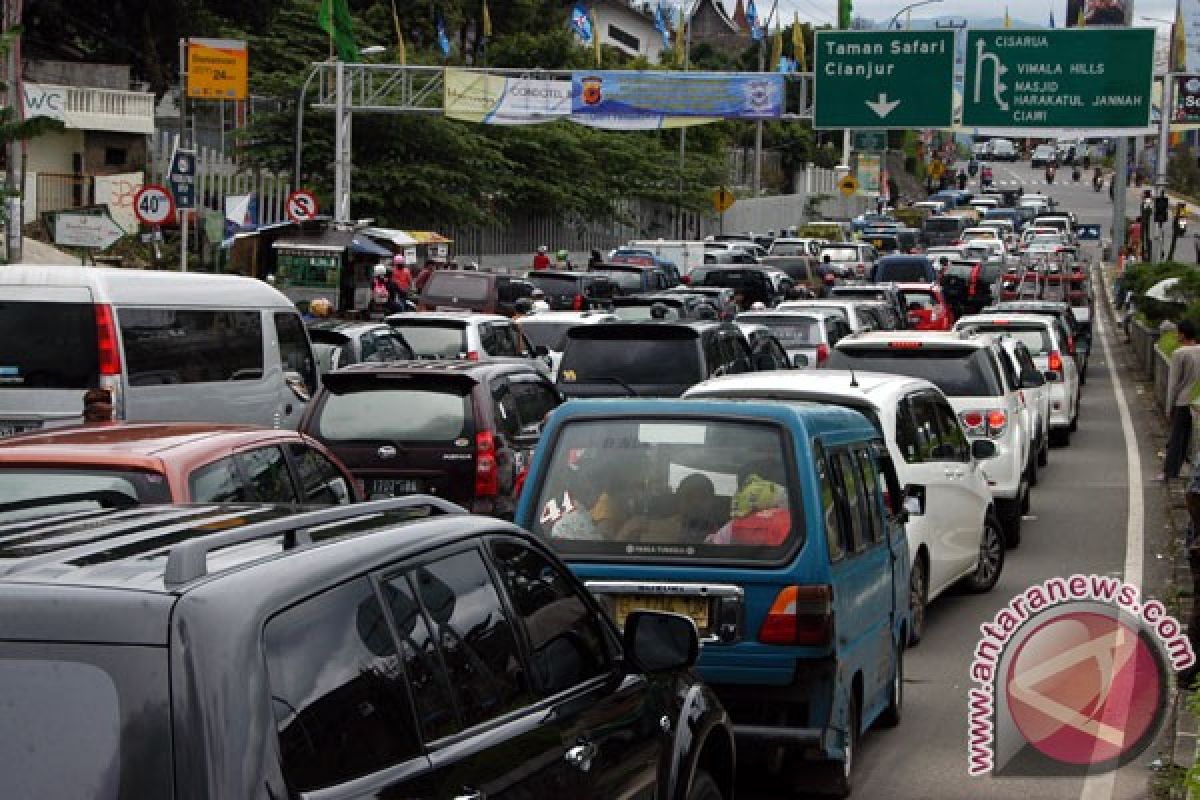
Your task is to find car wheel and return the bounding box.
[964,513,1005,593]
[878,643,904,728]
[688,769,723,800]
[1050,427,1071,447]
[908,555,929,647]
[1027,450,1039,487]
[1037,437,1049,466]
[1001,502,1022,548]
[1020,480,1031,515]
[1069,401,1079,433]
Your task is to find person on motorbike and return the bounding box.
[1045,163,1056,184]
[956,169,968,191]
[968,158,979,177]
[980,165,993,188]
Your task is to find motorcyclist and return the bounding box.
[956,169,968,191]
[980,164,994,188]
[968,158,979,178]
[1045,163,1056,184]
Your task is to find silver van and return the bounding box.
[0,267,316,437]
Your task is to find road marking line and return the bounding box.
[1078,275,1143,800]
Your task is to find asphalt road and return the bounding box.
[743,159,1178,799]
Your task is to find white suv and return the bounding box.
[386,312,552,375]
[683,370,1005,645]
[955,312,1080,446]
[828,331,1037,547]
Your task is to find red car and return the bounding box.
[0,423,359,514]
[897,282,955,330]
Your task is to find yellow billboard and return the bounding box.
[187,38,248,100]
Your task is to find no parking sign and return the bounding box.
[286,190,319,223]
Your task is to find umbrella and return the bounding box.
[1145,277,1185,303]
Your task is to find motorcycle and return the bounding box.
[1072,167,1081,182]
[968,160,979,178]
[1045,167,1056,184]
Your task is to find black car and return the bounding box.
[306,320,414,375]
[0,499,735,799]
[558,320,757,398]
[688,265,790,309]
[587,262,674,295]
[524,270,617,310]
[940,260,1005,318]
[301,360,560,518]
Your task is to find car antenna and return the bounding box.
[849,365,859,388]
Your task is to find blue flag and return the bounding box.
[436,10,451,56]
[1048,10,1055,28]
[571,2,594,43]
[654,2,670,49]
[747,0,764,40]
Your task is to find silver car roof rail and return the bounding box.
[163,495,466,588]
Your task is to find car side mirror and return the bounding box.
[1021,371,1045,388]
[903,483,926,515]
[971,439,998,460]
[284,370,311,402]
[1043,370,1062,383]
[793,353,810,368]
[623,610,699,673]
[533,345,550,357]
[754,352,779,371]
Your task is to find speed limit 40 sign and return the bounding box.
[133,184,176,226]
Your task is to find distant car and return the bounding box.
[829,284,909,329]
[768,237,825,257]
[417,270,536,316]
[587,262,674,294]
[667,285,739,319]
[306,321,414,375]
[301,360,561,518]
[735,309,851,369]
[523,270,617,310]
[818,242,880,280]
[870,255,936,284]
[1031,144,1058,167]
[733,322,796,371]
[779,298,889,334]
[610,293,721,321]
[896,283,955,331]
[688,265,791,309]
[0,422,358,517]
[386,311,552,375]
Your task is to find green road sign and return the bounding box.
[962,29,1154,129]
[853,131,887,151]
[814,30,955,130]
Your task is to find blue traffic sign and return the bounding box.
[1076,224,1101,241]
[168,148,197,211]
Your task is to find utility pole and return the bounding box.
[178,38,188,271]
[333,59,350,224]
[677,2,692,239]
[4,0,22,263]
[1153,72,1174,263]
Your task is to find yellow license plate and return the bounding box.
[614,595,710,633]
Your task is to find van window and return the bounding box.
[120,309,263,385]
[559,337,702,386]
[236,446,299,503]
[831,451,867,552]
[827,346,1003,397]
[0,300,98,389]
[815,445,845,561]
[532,418,799,563]
[388,321,469,359]
[427,273,489,302]
[275,313,317,394]
[924,218,964,233]
[316,387,472,443]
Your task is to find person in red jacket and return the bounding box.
[532,245,551,271]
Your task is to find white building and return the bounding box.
[590,0,668,62]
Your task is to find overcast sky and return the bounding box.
[750,0,1180,27]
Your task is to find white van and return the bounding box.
[989,139,1018,161]
[0,266,317,437]
[625,239,707,272]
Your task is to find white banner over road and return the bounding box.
[444,69,570,125]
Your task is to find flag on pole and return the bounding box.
[318,0,359,61]
[571,2,594,43]
[1076,7,1085,26]
[390,0,406,65]
[592,8,602,65]
[1049,9,1055,28]
[654,2,670,49]
[747,0,763,40]
[792,12,805,70]
[1003,7,1011,28]
[905,9,911,29]
[436,9,451,57]
[769,24,783,72]
[482,0,492,38]
[675,4,686,66]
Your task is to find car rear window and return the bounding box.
[0,300,98,389]
[424,273,490,302]
[387,322,469,359]
[520,321,576,352]
[961,325,1051,355]
[316,387,472,442]
[828,346,1003,397]
[876,260,931,282]
[899,290,936,310]
[769,244,807,256]
[589,269,644,292]
[532,418,800,563]
[820,247,859,262]
[612,305,682,321]
[925,218,964,232]
[527,274,579,292]
[745,316,820,345]
[560,337,702,387]
[0,468,173,522]
[0,643,172,799]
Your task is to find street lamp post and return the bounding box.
[887,0,943,31]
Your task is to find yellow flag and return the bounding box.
[482,0,492,38]
[1175,0,1188,71]
[1003,6,1011,28]
[1076,7,1086,27]
[905,9,911,29]
[769,25,783,71]
[390,0,406,65]
[592,9,601,66]
[676,5,686,67]
[792,12,805,70]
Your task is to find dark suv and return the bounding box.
[0,499,735,799]
[524,270,617,310]
[300,361,561,518]
[557,320,756,398]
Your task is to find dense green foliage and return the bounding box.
[24,0,823,229]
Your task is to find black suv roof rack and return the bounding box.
[163,495,464,588]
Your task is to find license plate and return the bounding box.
[370,478,423,497]
[614,595,710,634]
[0,420,41,438]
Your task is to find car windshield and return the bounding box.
[387,322,469,358]
[316,387,472,442]
[0,468,173,521]
[560,336,701,387]
[744,315,820,345]
[520,320,577,351]
[531,418,800,563]
[828,346,1003,397]
[899,290,937,310]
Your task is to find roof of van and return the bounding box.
[685,370,940,413]
[545,397,876,439]
[0,266,296,309]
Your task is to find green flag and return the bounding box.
[318,0,358,61]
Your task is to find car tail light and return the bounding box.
[1066,335,1075,356]
[95,304,121,375]
[960,410,985,435]
[681,275,692,285]
[986,409,1008,437]
[888,341,922,349]
[816,343,829,364]
[759,585,833,646]
[466,350,480,361]
[475,431,499,497]
[572,293,584,311]
[1048,350,1063,372]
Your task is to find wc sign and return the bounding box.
[22,83,66,121]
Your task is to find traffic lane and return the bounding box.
[739,303,1161,799]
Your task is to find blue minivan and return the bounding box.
[515,399,911,796]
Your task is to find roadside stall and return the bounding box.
[361,227,453,266]
[270,229,393,313]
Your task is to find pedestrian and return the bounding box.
[371,263,390,312]
[390,254,412,304]
[533,245,551,271]
[82,388,115,424]
[415,260,436,293]
[588,248,604,269]
[1161,319,1200,481]
[1129,218,1143,260]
